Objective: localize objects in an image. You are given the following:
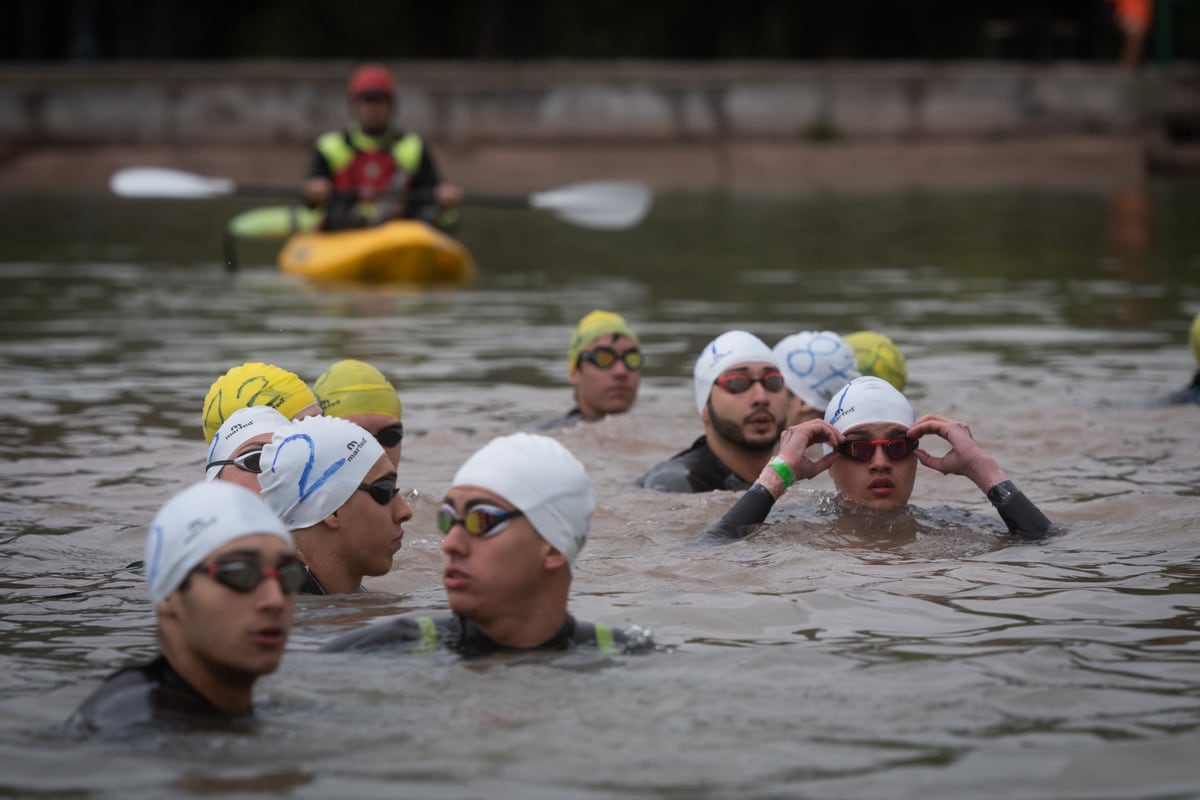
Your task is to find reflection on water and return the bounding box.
[0,183,1199,798]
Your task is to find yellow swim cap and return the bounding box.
[313,359,402,420]
[843,331,907,392]
[1191,312,1200,366]
[567,310,640,374]
[202,362,319,444]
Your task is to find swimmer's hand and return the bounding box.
[759,420,842,499]
[908,413,1006,493]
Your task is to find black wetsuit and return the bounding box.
[1165,371,1200,405]
[64,654,253,738]
[540,407,585,431]
[319,613,656,657]
[696,479,1058,544]
[638,435,753,493]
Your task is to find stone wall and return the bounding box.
[0,61,1189,192]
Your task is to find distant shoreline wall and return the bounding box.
[0,61,1191,192]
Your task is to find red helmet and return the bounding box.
[347,64,396,97]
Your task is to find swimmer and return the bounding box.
[774,330,860,426]
[313,359,405,466]
[1163,312,1200,405]
[844,330,907,392]
[66,482,299,737]
[697,376,1057,544]
[202,361,321,445]
[543,309,643,430]
[204,406,289,494]
[258,416,413,595]
[639,330,788,493]
[321,433,656,656]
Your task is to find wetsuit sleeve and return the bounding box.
[638,460,697,493]
[692,483,777,545]
[404,148,442,219]
[318,617,426,653]
[306,147,333,181]
[987,480,1057,540]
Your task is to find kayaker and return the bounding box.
[843,329,908,391]
[542,309,643,430]
[638,330,789,493]
[695,376,1058,544]
[202,361,322,445]
[205,405,289,495]
[313,359,405,466]
[773,330,860,426]
[258,416,414,595]
[321,433,657,657]
[302,63,462,231]
[66,481,301,738]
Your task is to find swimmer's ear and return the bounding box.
[324,511,341,530]
[542,543,567,571]
[157,594,179,619]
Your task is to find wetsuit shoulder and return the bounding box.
[64,655,230,738]
[639,436,743,493]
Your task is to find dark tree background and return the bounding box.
[3,0,1196,62]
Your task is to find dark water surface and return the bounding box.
[1,183,1199,799]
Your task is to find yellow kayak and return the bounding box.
[277,220,477,285]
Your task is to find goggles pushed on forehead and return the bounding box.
[191,558,306,595]
[835,437,919,462]
[714,368,785,395]
[436,503,525,538]
[579,347,643,371]
[205,448,263,475]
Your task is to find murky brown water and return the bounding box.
[1,182,1199,798]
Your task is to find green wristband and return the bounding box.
[767,456,794,489]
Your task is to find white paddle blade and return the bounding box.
[109,167,236,199]
[530,181,652,230]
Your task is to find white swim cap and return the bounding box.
[258,416,384,530]
[205,406,289,482]
[692,330,778,413]
[774,331,861,412]
[451,433,594,566]
[824,376,915,433]
[145,481,292,606]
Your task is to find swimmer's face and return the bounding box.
[212,434,273,495]
[828,421,917,511]
[569,333,641,421]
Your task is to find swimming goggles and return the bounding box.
[205,448,263,474]
[579,347,643,371]
[835,437,919,462]
[357,477,401,506]
[713,369,785,394]
[437,504,525,538]
[190,558,307,595]
[374,424,405,448]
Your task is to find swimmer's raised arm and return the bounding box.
[693,420,840,545]
[908,413,1057,540]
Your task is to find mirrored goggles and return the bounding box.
[436,504,525,538]
[374,424,404,449]
[579,347,643,371]
[190,558,306,595]
[205,448,263,474]
[714,369,785,394]
[835,437,919,462]
[357,477,401,506]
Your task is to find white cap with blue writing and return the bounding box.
[258,416,384,529]
[774,331,860,412]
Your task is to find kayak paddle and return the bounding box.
[109,167,652,230]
